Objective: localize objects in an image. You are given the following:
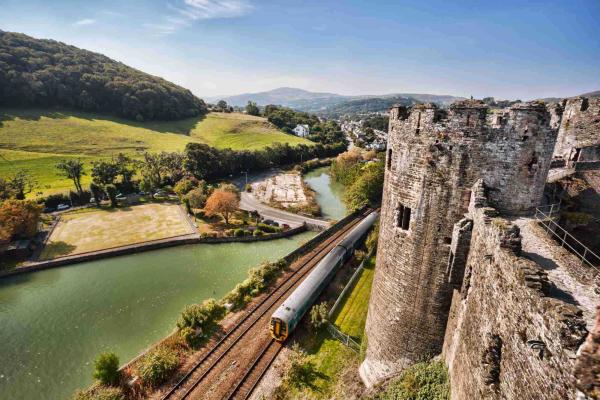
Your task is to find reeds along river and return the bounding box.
[0,233,315,400]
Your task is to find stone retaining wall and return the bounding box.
[0,225,308,279]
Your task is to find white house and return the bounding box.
[292,124,310,137]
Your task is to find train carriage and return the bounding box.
[270,211,379,341]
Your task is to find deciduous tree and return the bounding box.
[0,200,42,241]
[56,159,85,194]
[204,189,239,224]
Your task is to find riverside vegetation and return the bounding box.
[73,258,291,399]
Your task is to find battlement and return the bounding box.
[390,100,559,141]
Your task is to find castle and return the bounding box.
[360,98,599,399]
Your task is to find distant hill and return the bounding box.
[0,30,207,121]
[538,90,600,103]
[212,87,464,116]
[580,90,600,98]
[208,87,344,108]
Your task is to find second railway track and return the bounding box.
[159,209,371,400]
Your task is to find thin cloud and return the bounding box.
[148,0,252,36]
[73,18,96,27]
[180,0,253,20]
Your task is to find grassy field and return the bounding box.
[333,256,375,340]
[0,109,312,196]
[280,256,376,399]
[40,203,194,259]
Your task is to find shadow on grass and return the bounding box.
[40,241,77,260]
[0,107,206,135]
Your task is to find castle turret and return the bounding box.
[360,100,561,387]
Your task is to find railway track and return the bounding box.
[159,209,371,400]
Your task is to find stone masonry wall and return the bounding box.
[554,97,600,162]
[442,181,588,400]
[360,100,562,387]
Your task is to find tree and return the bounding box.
[56,159,85,194]
[217,100,228,110]
[105,185,118,208]
[5,170,36,200]
[186,186,210,209]
[343,159,385,209]
[204,189,239,224]
[246,101,260,116]
[92,352,120,386]
[174,178,197,198]
[91,161,119,186]
[113,153,138,192]
[0,200,43,241]
[89,183,103,206]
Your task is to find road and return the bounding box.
[240,192,330,229]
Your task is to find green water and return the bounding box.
[304,166,347,220]
[0,232,314,400]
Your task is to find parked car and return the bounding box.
[138,191,146,196]
[43,207,55,213]
[56,204,70,211]
[115,193,127,200]
[154,190,167,197]
[89,197,96,204]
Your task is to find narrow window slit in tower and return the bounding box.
[396,203,411,230]
[387,149,393,170]
[415,112,421,134]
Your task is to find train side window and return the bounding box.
[396,203,411,230]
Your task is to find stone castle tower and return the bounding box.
[360,100,562,386]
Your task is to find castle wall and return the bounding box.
[360,100,562,387]
[443,181,588,400]
[554,97,600,162]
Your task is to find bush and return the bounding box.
[92,352,120,386]
[244,230,252,236]
[72,386,125,400]
[43,193,70,209]
[244,184,252,192]
[257,223,282,233]
[69,190,92,206]
[179,326,198,347]
[174,178,197,198]
[222,259,287,309]
[253,229,265,237]
[105,185,117,207]
[310,302,329,331]
[234,228,244,237]
[137,346,179,387]
[375,360,450,400]
[177,298,226,331]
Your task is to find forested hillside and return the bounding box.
[0,31,207,121]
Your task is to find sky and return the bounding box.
[1,0,599,100]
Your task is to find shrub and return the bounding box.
[69,190,92,206]
[174,178,197,198]
[310,302,329,331]
[43,193,70,209]
[222,260,287,309]
[137,346,179,387]
[92,352,120,386]
[177,298,226,331]
[179,326,198,347]
[105,185,117,207]
[72,386,125,400]
[253,229,265,237]
[244,230,252,236]
[244,184,252,192]
[234,228,244,237]
[257,223,282,233]
[375,360,450,400]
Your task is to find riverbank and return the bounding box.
[0,232,317,400]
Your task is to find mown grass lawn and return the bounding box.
[40,203,194,259]
[0,109,312,196]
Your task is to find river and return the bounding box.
[0,232,314,400]
[304,166,347,220]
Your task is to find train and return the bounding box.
[269,211,379,341]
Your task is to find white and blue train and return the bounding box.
[270,211,379,341]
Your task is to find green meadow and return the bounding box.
[0,109,312,197]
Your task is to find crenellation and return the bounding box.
[360,98,567,391]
